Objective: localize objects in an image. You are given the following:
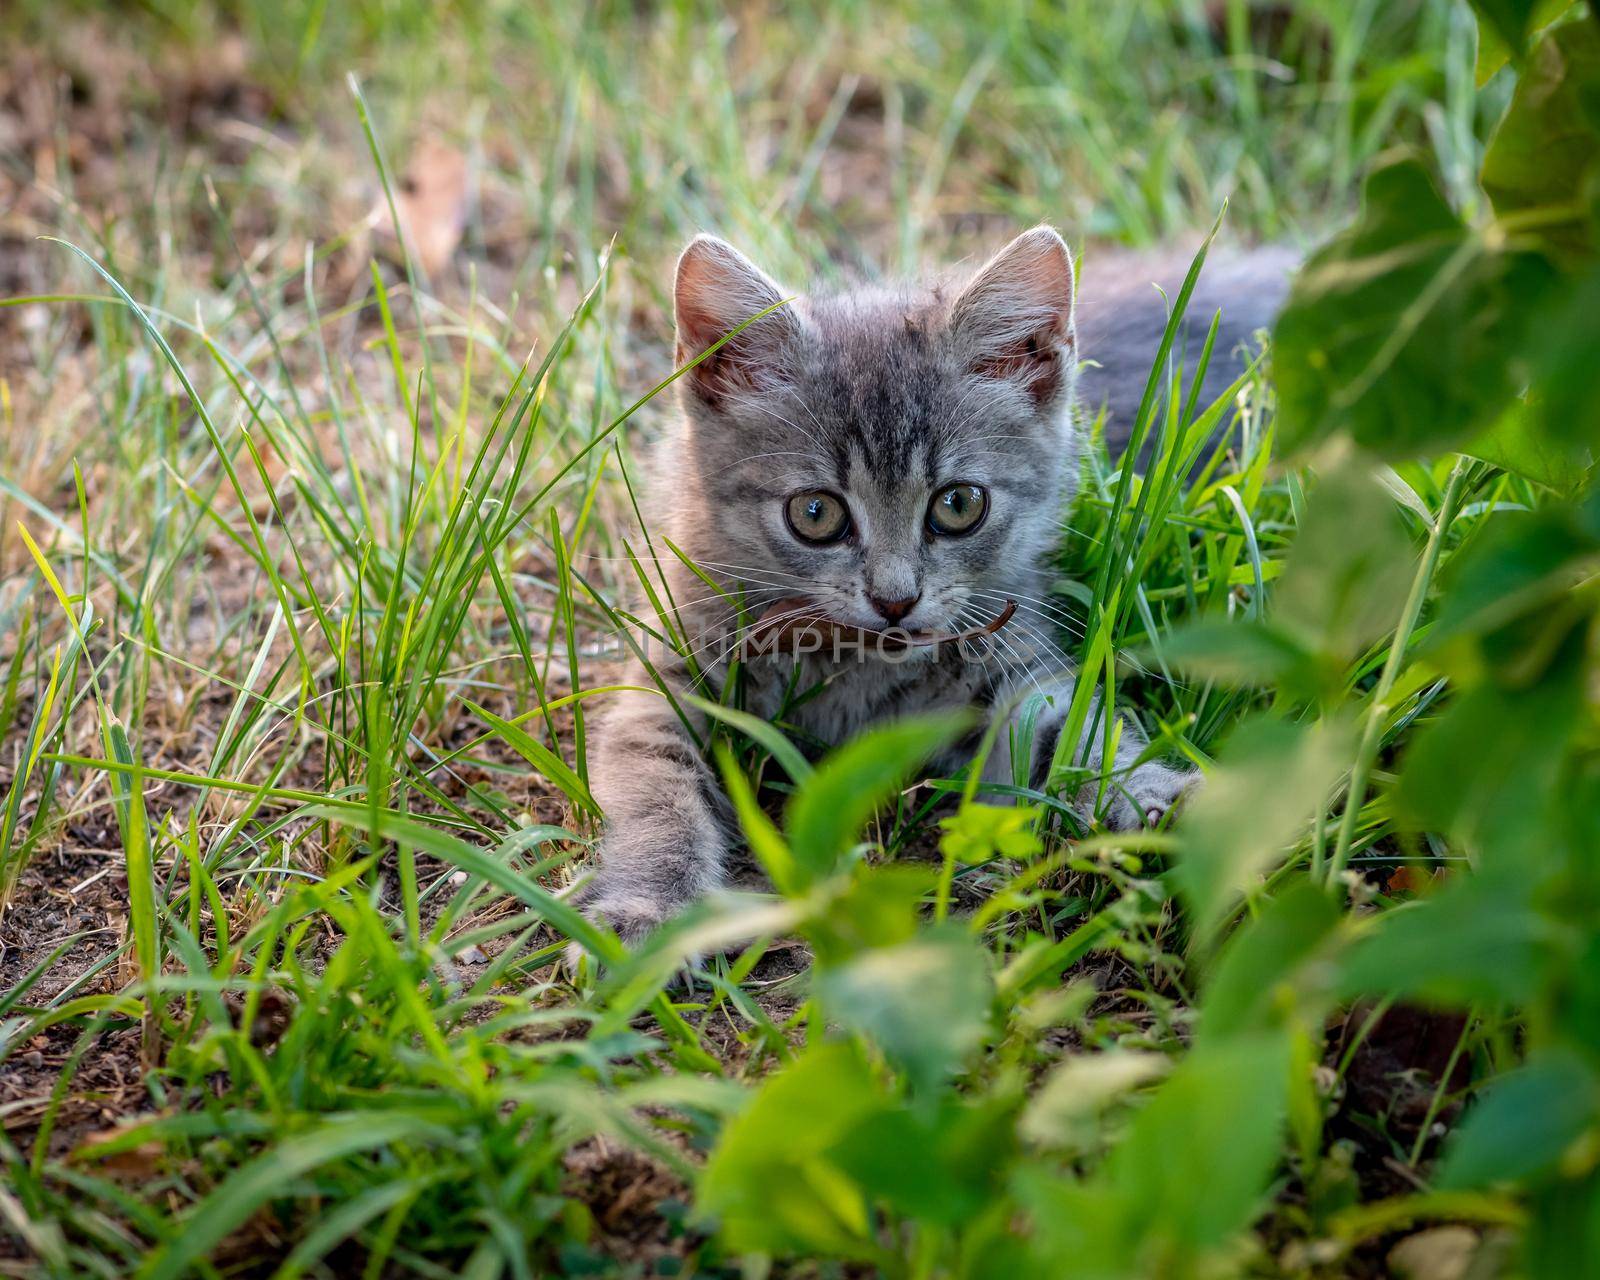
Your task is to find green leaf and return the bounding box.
[938,801,1043,865]
[1104,1035,1293,1263]
[1019,1051,1168,1150]
[1274,461,1418,669]
[697,1042,886,1260]
[1337,875,1560,1007]
[1176,715,1356,945]
[1158,617,1317,690]
[687,693,813,783]
[1471,0,1570,63]
[1438,1050,1600,1189]
[1528,266,1600,448]
[1425,493,1600,668]
[1473,0,1576,82]
[1274,157,1557,457]
[107,720,160,995]
[1483,20,1600,264]
[1007,1167,1130,1276]
[717,741,803,895]
[803,864,933,967]
[786,712,968,884]
[1403,580,1591,858]
[462,698,599,818]
[829,1095,1019,1226]
[1399,676,1584,861]
[1466,401,1591,491]
[814,927,993,1092]
[1201,880,1343,1040]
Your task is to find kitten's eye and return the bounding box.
[785,491,851,544]
[928,484,988,536]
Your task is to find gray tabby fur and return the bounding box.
[576,227,1288,951]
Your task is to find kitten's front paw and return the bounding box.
[1106,763,1202,832]
[560,892,682,978]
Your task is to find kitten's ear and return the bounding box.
[675,235,799,407]
[950,226,1076,406]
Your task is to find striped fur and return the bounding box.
[576,228,1222,951]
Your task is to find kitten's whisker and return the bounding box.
[939,377,994,440]
[683,612,821,692]
[969,588,1087,640]
[629,586,793,632]
[1052,520,1105,549]
[681,598,831,676]
[654,558,831,587]
[707,448,833,478]
[752,399,831,459]
[780,388,835,445]
[1001,614,1075,674]
[582,552,826,589]
[949,602,1055,709]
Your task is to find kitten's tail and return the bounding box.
[1076,243,1299,455]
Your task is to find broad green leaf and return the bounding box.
[803,864,933,966]
[1473,0,1577,82]
[1424,493,1600,669]
[1438,1050,1600,1189]
[1400,635,1587,856]
[1274,460,1418,670]
[1201,880,1343,1040]
[1105,1035,1293,1265]
[697,1042,887,1260]
[786,712,968,883]
[1006,1168,1131,1278]
[1176,714,1356,944]
[1275,157,1557,457]
[1019,1050,1168,1150]
[938,801,1043,865]
[1160,617,1318,690]
[814,927,993,1092]
[1337,875,1560,1007]
[1471,0,1572,64]
[829,1095,1018,1225]
[1528,266,1600,448]
[1466,401,1591,491]
[1483,20,1600,264]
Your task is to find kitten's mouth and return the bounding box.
[738,597,1016,658]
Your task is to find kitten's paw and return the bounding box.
[1106,763,1202,832]
[560,892,698,981]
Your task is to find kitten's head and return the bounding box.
[670,228,1079,639]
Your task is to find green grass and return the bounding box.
[2,1,1598,1276]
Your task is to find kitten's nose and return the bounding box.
[869,593,920,625]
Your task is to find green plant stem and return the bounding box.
[1326,458,1470,887]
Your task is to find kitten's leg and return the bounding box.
[984,670,1197,831]
[572,673,731,956]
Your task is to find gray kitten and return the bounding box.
[577,227,1243,950]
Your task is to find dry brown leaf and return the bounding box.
[374,137,469,278]
[1388,1226,1480,1280]
[75,1123,164,1180]
[1387,865,1449,895]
